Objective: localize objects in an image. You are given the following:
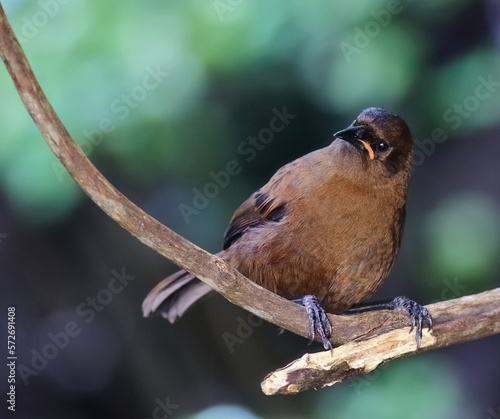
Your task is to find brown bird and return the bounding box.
[143,107,432,349]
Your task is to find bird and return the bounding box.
[143,107,433,350]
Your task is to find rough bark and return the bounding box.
[261,288,500,395]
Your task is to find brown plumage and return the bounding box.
[143,107,432,349]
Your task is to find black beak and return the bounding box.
[334,125,375,159]
[333,125,366,145]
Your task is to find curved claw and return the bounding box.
[294,295,333,352]
[390,296,433,349]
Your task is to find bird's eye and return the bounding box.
[375,141,390,153]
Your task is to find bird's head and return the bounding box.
[333,107,413,177]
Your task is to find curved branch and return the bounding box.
[1,4,499,396]
[0,1,321,343]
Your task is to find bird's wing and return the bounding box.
[223,190,286,249]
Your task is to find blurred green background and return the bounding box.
[1,0,500,418]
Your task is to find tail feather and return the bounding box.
[142,269,213,323]
[162,279,213,323]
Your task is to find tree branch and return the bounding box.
[1,4,499,396]
[0,2,315,341]
[261,287,500,395]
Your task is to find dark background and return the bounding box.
[1,1,500,418]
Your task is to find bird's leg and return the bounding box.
[343,296,433,349]
[293,295,333,351]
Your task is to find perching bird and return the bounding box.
[143,107,432,349]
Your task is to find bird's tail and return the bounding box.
[142,252,225,323]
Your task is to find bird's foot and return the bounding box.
[388,296,433,348]
[294,295,332,351]
[344,296,433,349]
